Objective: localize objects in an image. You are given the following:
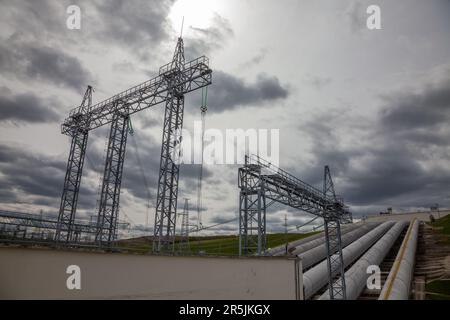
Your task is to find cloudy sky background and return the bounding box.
[1,0,449,236]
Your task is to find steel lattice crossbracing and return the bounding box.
[55,38,212,248]
[238,155,352,299]
[153,38,186,252]
[55,86,93,243]
[323,166,347,299]
[95,111,130,247]
[238,164,267,255]
[55,128,88,243]
[0,210,130,244]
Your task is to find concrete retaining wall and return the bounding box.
[0,247,302,300]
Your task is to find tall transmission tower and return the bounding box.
[95,111,129,247]
[153,37,186,253]
[54,37,212,247]
[55,86,92,243]
[178,198,190,253]
[323,165,346,300]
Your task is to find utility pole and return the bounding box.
[178,198,190,253]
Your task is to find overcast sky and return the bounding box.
[1,0,449,235]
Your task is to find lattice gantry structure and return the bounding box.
[55,37,212,248]
[238,155,352,299]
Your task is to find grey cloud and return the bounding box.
[344,0,367,33]
[0,40,92,91]
[0,143,67,206]
[184,14,234,61]
[189,71,289,113]
[380,77,450,131]
[305,75,332,90]
[296,75,450,216]
[0,89,61,123]
[0,0,176,63]
[92,0,175,57]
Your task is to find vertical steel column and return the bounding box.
[238,159,267,256]
[153,37,186,253]
[324,218,346,299]
[55,127,88,243]
[323,165,346,299]
[95,111,129,247]
[55,86,92,244]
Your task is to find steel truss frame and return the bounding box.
[55,86,92,243]
[55,38,212,248]
[238,155,352,299]
[95,110,129,247]
[323,165,347,299]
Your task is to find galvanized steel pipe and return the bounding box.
[319,221,408,300]
[302,221,395,299]
[296,222,379,269]
[270,222,362,256]
[379,219,419,300]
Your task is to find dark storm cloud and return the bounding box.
[191,71,289,113]
[0,0,176,69]
[92,0,175,52]
[0,142,97,209]
[0,89,61,123]
[0,143,65,204]
[296,75,450,215]
[0,40,93,91]
[380,77,450,131]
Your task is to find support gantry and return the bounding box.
[95,110,130,247]
[153,37,186,252]
[55,86,92,243]
[323,165,347,300]
[238,155,352,299]
[238,162,267,255]
[54,37,212,248]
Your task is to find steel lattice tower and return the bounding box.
[238,157,267,255]
[55,86,92,243]
[54,37,211,248]
[178,198,190,253]
[153,38,186,253]
[323,165,346,300]
[238,155,351,298]
[95,109,130,247]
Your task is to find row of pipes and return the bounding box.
[275,218,420,300]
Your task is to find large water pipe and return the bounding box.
[270,222,363,256]
[302,221,395,299]
[319,221,408,300]
[379,219,419,300]
[296,222,379,269]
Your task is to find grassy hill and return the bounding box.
[430,213,450,243]
[118,232,318,256]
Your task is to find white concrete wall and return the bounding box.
[0,247,302,300]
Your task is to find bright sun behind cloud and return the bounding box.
[169,0,223,34]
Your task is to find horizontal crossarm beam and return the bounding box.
[62,56,212,135]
